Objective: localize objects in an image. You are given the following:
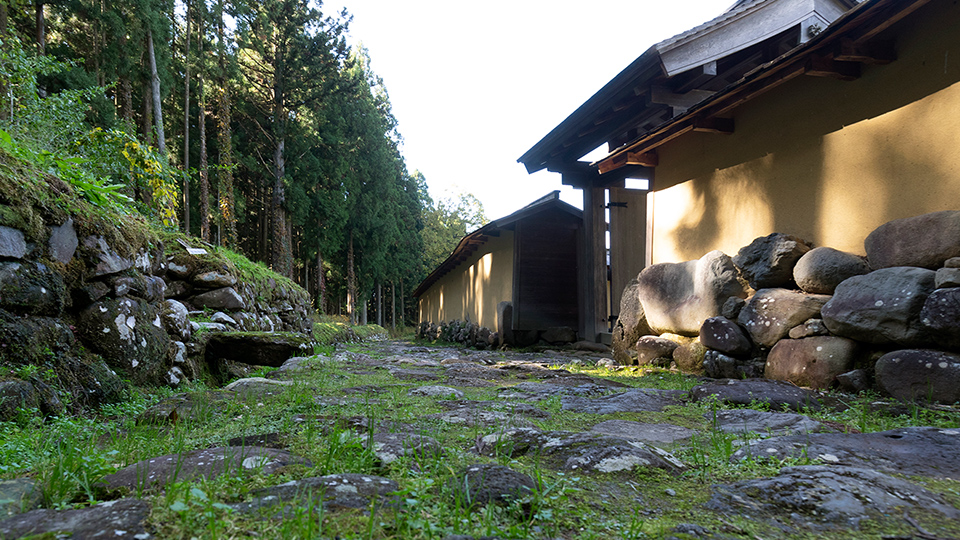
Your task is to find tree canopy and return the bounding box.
[0,0,486,324]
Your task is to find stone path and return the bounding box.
[2,339,959,539]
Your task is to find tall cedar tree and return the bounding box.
[234,0,349,277]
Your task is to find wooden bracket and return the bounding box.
[805,54,860,80]
[693,117,734,134]
[835,38,896,65]
[626,151,658,167]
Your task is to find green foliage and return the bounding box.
[77,128,180,227]
[420,186,488,277]
[0,35,95,151]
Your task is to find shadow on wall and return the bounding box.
[661,2,960,259]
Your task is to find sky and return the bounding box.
[325,0,735,220]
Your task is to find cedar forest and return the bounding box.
[0,0,486,324]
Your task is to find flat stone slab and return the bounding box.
[361,432,444,465]
[589,420,696,446]
[100,447,312,492]
[709,409,828,437]
[443,363,509,380]
[689,379,824,411]
[562,388,684,414]
[233,474,398,514]
[0,498,151,539]
[543,374,630,388]
[224,377,294,398]
[0,478,41,518]
[408,385,465,399]
[137,391,236,424]
[707,466,960,531]
[423,408,535,428]
[730,426,960,478]
[387,367,441,381]
[435,399,550,419]
[498,381,609,400]
[478,428,685,474]
[451,464,536,508]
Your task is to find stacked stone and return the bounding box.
[0,216,316,420]
[613,210,960,404]
[416,319,500,350]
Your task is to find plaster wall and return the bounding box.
[650,0,960,263]
[417,232,514,329]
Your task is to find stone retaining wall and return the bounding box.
[0,216,315,419]
[615,210,960,404]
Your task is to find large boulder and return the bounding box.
[634,335,678,366]
[0,380,39,421]
[821,267,936,346]
[737,289,831,348]
[919,288,960,350]
[672,337,708,375]
[764,336,859,389]
[0,261,67,317]
[159,299,191,341]
[875,349,960,404]
[703,350,764,379]
[699,316,752,357]
[76,298,170,385]
[612,277,652,364]
[81,235,134,278]
[0,310,75,363]
[637,250,745,336]
[191,287,246,311]
[733,232,812,289]
[793,247,870,294]
[865,210,960,269]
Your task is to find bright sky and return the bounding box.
[326,0,734,220]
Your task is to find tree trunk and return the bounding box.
[121,77,134,126]
[182,0,191,232]
[316,249,326,314]
[34,1,44,55]
[141,78,153,147]
[1,4,8,40]
[400,279,405,327]
[216,0,236,248]
[391,280,396,331]
[198,81,209,241]
[376,282,382,326]
[270,72,291,276]
[147,28,166,156]
[347,232,356,325]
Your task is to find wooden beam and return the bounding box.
[805,54,860,80]
[835,38,895,65]
[693,117,734,134]
[852,0,933,45]
[626,150,658,167]
[651,86,716,114]
[598,153,629,175]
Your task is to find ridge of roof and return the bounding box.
[413,192,582,298]
[655,0,765,52]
